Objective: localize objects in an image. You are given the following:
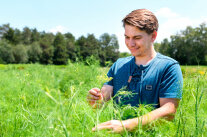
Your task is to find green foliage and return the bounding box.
[12,44,28,63]
[53,33,68,65]
[31,28,40,43]
[27,42,42,63]
[22,27,32,45]
[119,52,131,58]
[85,55,100,66]
[0,40,14,63]
[154,42,161,52]
[3,27,14,43]
[157,23,207,65]
[65,32,76,61]
[76,34,101,61]
[99,33,119,66]
[0,24,10,39]
[39,33,54,64]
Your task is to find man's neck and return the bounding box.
[135,48,157,66]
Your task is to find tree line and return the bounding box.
[0,24,120,66]
[0,23,207,66]
[155,23,207,65]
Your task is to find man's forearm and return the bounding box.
[123,101,177,131]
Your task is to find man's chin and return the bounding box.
[131,52,141,57]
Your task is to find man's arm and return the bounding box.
[92,98,179,133]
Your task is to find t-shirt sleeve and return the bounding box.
[159,63,183,99]
[103,62,116,86]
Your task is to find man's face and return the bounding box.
[124,24,155,57]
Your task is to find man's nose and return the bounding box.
[129,39,135,47]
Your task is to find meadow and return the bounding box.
[0,62,206,137]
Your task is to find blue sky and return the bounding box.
[1,0,207,52]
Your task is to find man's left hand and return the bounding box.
[92,120,126,133]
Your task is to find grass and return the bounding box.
[0,63,206,136]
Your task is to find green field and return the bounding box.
[0,63,206,137]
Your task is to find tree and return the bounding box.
[39,32,54,64]
[3,28,16,45]
[154,42,161,52]
[158,38,171,57]
[76,34,100,62]
[0,24,10,40]
[99,33,119,66]
[64,32,76,61]
[0,40,14,63]
[53,33,68,65]
[119,52,131,58]
[22,27,32,45]
[13,28,22,45]
[31,28,40,43]
[158,24,207,65]
[75,35,86,60]
[12,44,28,63]
[27,42,42,63]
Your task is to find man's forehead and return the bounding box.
[124,26,147,36]
[124,30,147,36]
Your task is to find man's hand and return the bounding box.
[87,85,113,108]
[92,120,127,133]
[87,88,103,108]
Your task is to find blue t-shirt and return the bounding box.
[104,53,183,108]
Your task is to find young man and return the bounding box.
[87,9,183,133]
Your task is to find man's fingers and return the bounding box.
[87,99,100,104]
[92,120,124,133]
[92,121,112,131]
[92,125,113,131]
[87,94,100,100]
[97,121,111,126]
[87,88,104,107]
[93,88,101,92]
[88,88,101,97]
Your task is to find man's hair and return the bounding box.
[122,9,159,34]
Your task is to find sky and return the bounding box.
[1,0,207,53]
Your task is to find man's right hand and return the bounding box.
[87,88,104,108]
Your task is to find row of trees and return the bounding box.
[155,23,207,65]
[0,23,207,66]
[0,24,120,66]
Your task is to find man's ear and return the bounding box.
[151,31,157,42]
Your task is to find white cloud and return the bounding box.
[49,25,68,34]
[155,7,179,18]
[155,7,206,42]
[156,16,193,42]
[203,18,207,23]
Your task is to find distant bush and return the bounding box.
[0,40,14,63]
[119,52,131,58]
[12,44,28,63]
[85,55,100,66]
[27,42,42,63]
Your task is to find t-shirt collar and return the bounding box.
[132,52,158,70]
